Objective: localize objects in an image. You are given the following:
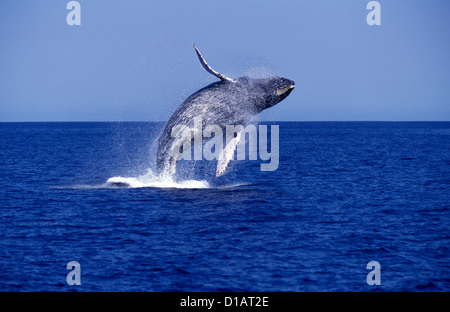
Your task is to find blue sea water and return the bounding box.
[0,121,449,291]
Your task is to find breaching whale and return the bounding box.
[156,44,295,177]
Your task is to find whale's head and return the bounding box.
[236,76,295,112]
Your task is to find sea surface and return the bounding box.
[0,121,449,291]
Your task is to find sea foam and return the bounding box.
[106,169,210,189]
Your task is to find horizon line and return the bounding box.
[0,120,449,123]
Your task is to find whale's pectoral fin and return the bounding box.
[193,44,236,83]
[216,130,242,177]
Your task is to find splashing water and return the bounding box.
[106,168,210,189]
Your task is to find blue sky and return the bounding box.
[0,0,449,121]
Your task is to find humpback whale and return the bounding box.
[156,44,295,177]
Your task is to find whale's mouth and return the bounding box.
[276,84,295,95]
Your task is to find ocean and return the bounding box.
[0,121,449,291]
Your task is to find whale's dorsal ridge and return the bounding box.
[193,44,236,83]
